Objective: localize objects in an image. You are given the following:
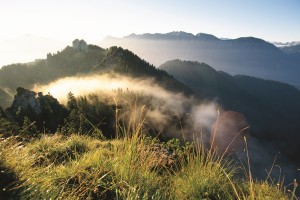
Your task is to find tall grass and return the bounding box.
[0,105,296,199]
[172,147,238,199]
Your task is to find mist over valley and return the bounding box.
[0,31,300,200]
[0,39,299,183]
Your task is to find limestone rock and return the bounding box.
[9,87,41,115]
[72,39,88,52]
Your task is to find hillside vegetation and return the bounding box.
[0,40,299,199]
[0,109,295,200]
[0,39,191,107]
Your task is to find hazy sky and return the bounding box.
[0,0,299,43]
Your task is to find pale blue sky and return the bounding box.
[0,0,299,43]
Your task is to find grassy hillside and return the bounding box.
[0,111,294,200]
[0,41,299,199]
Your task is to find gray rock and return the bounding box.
[72,39,88,52]
[9,87,41,115]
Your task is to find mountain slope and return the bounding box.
[1,40,300,181]
[0,41,198,145]
[101,31,300,87]
[0,40,192,107]
[0,42,105,98]
[160,59,300,163]
[93,46,193,95]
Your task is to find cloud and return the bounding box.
[192,103,218,130]
[34,73,218,140]
[33,73,299,182]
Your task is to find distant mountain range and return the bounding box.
[160,60,300,164]
[272,41,300,47]
[101,31,300,88]
[280,44,300,54]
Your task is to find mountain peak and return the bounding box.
[72,39,88,52]
[195,33,219,41]
[125,32,220,40]
[166,31,195,39]
[125,31,195,40]
[233,37,279,49]
[234,36,267,43]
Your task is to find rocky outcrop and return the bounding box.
[72,39,88,52]
[8,87,41,116]
[5,88,68,133]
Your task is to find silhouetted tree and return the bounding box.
[67,92,77,111]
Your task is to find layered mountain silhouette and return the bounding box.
[0,40,191,107]
[0,40,300,176]
[101,31,300,88]
[160,59,300,164]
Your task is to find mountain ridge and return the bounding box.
[160,59,300,164]
[1,40,300,182]
[0,40,192,107]
[101,31,300,88]
[125,31,220,41]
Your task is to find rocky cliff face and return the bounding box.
[5,87,67,133]
[9,87,42,116]
[72,39,88,52]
